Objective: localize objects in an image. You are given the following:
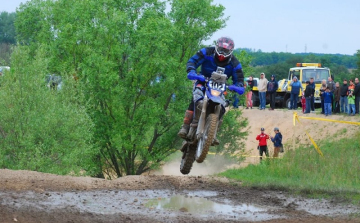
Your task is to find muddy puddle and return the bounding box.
[0,190,358,222]
[146,192,275,221]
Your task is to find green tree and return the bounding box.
[0,11,16,44]
[355,50,360,78]
[0,45,97,175]
[14,0,247,178]
[0,11,16,64]
[0,43,12,65]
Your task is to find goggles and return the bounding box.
[216,46,232,57]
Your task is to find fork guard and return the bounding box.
[196,96,221,140]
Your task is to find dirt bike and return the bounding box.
[180,67,244,175]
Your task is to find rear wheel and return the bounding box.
[195,114,218,163]
[180,143,196,175]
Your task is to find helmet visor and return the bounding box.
[216,46,232,57]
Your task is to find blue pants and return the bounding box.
[348,104,355,115]
[290,93,298,109]
[259,92,266,109]
[340,96,348,113]
[324,103,332,115]
[305,97,311,113]
[233,94,239,108]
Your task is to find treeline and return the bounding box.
[236,48,360,82]
[239,48,357,69]
[0,11,16,65]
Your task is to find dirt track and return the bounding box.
[158,108,360,176]
[1,108,360,223]
[1,169,359,223]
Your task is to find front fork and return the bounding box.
[196,95,221,140]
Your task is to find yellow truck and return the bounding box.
[251,63,331,108]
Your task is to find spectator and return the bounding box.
[256,127,269,162]
[267,74,278,110]
[301,93,306,113]
[348,80,355,116]
[334,82,341,114]
[319,79,327,114]
[289,76,303,110]
[354,78,360,114]
[340,79,348,113]
[327,76,336,92]
[304,80,314,114]
[327,76,336,112]
[270,127,282,158]
[246,76,255,109]
[309,77,315,113]
[258,73,268,110]
[323,87,333,116]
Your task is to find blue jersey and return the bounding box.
[186,47,244,86]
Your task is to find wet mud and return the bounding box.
[1,172,359,223]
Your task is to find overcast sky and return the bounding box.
[2,0,360,55]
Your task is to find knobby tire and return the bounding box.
[195,113,217,163]
[180,144,196,175]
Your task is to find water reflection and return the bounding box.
[148,193,273,220]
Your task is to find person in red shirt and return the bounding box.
[256,127,269,162]
[301,93,306,113]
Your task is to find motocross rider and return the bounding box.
[177,36,244,145]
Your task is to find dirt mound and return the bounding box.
[240,108,358,166]
[0,169,231,191]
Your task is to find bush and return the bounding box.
[0,45,97,175]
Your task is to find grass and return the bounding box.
[219,131,360,203]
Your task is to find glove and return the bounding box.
[228,85,245,95]
[187,70,205,82]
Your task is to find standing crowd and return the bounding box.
[245,72,360,116]
[339,78,360,116]
[319,77,360,116]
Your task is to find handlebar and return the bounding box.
[187,71,244,95]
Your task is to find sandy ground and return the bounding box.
[1,107,360,223]
[240,107,359,165]
[156,106,360,175]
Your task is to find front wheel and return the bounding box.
[195,113,218,163]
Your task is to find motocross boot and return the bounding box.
[211,119,222,146]
[177,110,193,139]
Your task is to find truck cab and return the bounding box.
[287,63,331,104]
[250,63,331,109]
